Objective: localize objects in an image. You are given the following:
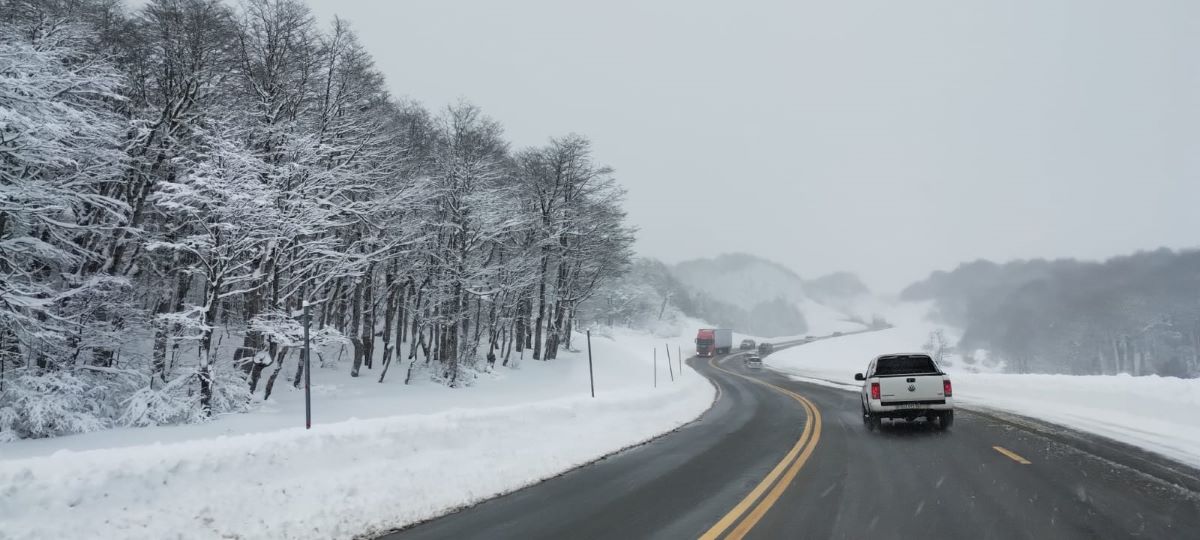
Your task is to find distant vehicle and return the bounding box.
[804,335,814,340]
[855,353,954,431]
[757,342,774,355]
[832,331,843,337]
[739,339,756,350]
[695,328,734,357]
[744,354,763,369]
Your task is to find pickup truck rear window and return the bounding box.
[873,354,939,377]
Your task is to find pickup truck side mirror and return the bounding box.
[854,373,865,381]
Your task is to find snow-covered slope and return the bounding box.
[796,298,867,336]
[668,254,873,337]
[802,272,869,306]
[0,326,715,540]
[673,253,806,310]
[764,311,1200,469]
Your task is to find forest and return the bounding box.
[902,248,1200,378]
[0,0,635,440]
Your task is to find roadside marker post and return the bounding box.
[303,301,312,430]
[654,349,657,388]
[678,345,683,376]
[587,330,595,398]
[665,344,675,382]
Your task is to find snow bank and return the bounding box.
[765,317,1200,470]
[0,327,714,540]
[951,373,1200,468]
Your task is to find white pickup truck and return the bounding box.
[855,353,954,431]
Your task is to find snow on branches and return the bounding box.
[0,0,635,441]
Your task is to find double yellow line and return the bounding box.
[699,355,823,540]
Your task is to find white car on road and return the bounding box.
[855,353,954,430]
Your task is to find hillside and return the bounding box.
[673,253,807,311]
[577,254,879,338]
[669,254,875,336]
[804,272,870,304]
[903,248,1200,377]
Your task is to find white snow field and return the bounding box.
[795,298,868,336]
[765,313,1200,469]
[0,326,715,540]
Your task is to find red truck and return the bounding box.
[695,328,733,357]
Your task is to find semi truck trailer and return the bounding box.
[695,328,733,357]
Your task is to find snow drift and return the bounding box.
[0,328,715,540]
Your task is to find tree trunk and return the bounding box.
[514,294,526,352]
[198,278,220,417]
[503,323,515,366]
[533,257,549,359]
[150,298,171,386]
[249,361,267,394]
[320,279,341,330]
[563,307,574,350]
[382,268,399,369]
[262,346,291,401]
[198,345,213,416]
[472,295,484,351]
[398,281,409,346]
[408,283,425,360]
[350,279,365,377]
[546,296,565,360]
[378,344,396,383]
[361,264,376,370]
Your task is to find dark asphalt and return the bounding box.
[381,341,1200,540]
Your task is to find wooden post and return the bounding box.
[303,302,312,430]
[587,331,595,398]
[665,344,675,382]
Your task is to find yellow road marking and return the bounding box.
[993,445,1031,464]
[699,354,823,540]
[727,390,822,539]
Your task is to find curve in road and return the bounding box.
[381,339,1200,540]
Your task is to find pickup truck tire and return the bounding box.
[862,405,880,431]
[936,410,954,430]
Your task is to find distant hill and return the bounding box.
[579,253,874,338]
[671,254,875,337]
[804,271,870,304]
[902,248,1200,377]
[800,271,883,330]
[673,253,807,311]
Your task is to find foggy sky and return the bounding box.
[308,0,1200,293]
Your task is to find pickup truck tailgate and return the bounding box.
[879,375,944,403]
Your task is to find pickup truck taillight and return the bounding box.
[870,382,880,400]
[943,379,953,397]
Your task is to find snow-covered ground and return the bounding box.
[725,302,868,347]
[765,308,1200,469]
[0,324,715,540]
[795,298,868,336]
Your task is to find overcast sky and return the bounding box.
[308,0,1199,293]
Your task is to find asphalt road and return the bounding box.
[382,340,1200,540]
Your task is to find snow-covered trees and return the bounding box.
[1,3,132,440]
[0,0,634,440]
[904,249,1200,377]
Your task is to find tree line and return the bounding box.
[0,0,634,440]
[902,248,1200,378]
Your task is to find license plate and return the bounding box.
[896,404,925,410]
